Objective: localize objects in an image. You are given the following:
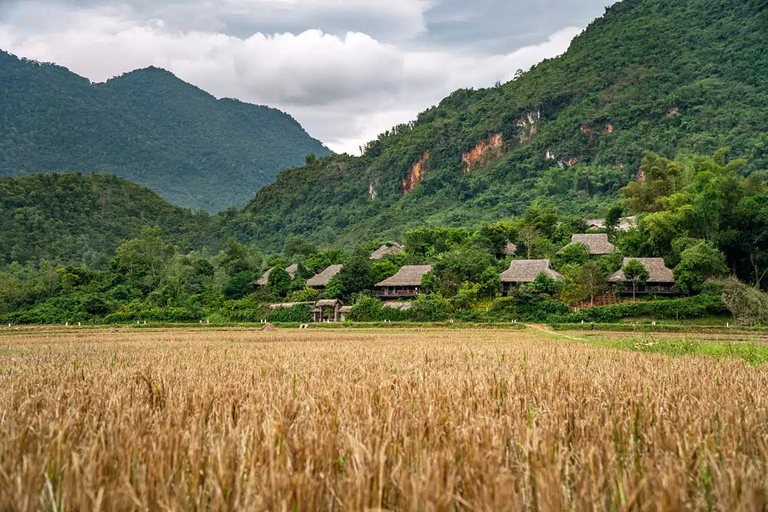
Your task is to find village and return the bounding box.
[256,224,680,323]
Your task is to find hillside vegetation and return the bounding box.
[228,0,768,250]
[0,53,331,212]
[0,173,212,268]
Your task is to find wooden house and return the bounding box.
[559,233,615,256]
[609,258,677,296]
[307,264,343,290]
[370,242,405,260]
[500,260,564,294]
[373,265,433,299]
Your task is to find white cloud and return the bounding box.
[0,1,583,154]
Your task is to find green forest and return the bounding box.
[1,151,766,326]
[0,53,331,212]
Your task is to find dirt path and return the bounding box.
[526,324,590,342]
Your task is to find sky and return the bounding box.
[0,0,615,154]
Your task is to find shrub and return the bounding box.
[719,277,768,326]
[267,304,312,323]
[551,293,729,323]
[411,295,451,322]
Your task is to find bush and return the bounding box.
[551,293,728,323]
[489,292,569,322]
[719,277,768,326]
[411,294,451,322]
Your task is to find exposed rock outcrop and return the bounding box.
[403,152,430,194]
[516,111,541,143]
[462,134,503,174]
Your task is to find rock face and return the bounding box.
[403,152,430,194]
[516,111,541,143]
[462,134,503,174]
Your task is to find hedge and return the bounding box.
[549,294,729,323]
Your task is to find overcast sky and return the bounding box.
[0,0,614,154]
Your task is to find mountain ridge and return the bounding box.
[222,0,768,251]
[0,51,332,212]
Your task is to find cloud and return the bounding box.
[0,0,603,153]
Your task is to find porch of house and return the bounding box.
[372,286,421,299]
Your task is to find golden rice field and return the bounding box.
[1,327,767,511]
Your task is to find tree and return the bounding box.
[268,266,292,300]
[338,249,375,296]
[476,268,502,300]
[111,227,175,293]
[526,273,563,296]
[605,204,624,237]
[218,239,262,276]
[474,223,508,258]
[576,262,607,306]
[432,248,495,297]
[673,241,728,295]
[324,276,345,299]
[623,259,649,301]
[283,235,318,259]
[517,225,542,259]
[223,271,255,300]
[557,243,590,267]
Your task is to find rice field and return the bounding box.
[1,327,767,510]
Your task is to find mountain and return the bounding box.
[225,0,768,251]
[0,52,332,212]
[0,173,214,268]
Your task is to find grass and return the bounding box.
[1,328,767,510]
[555,329,768,366]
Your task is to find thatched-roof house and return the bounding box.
[503,242,518,256]
[370,242,405,260]
[609,258,677,296]
[373,265,432,299]
[500,260,564,294]
[312,299,344,322]
[307,265,344,289]
[560,234,615,255]
[255,264,300,287]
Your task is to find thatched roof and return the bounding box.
[269,302,312,310]
[255,264,299,286]
[610,258,675,283]
[375,265,433,287]
[255,268,273,287]
[307,265,344,287]
[315,299,342,308]
[503,242,517,256]
[370,242,404,260]
[560,234,615,255]
[339,306,353,314]
[500,260,564,283]
[383,302,414,311]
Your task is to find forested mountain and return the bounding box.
[0,173,215,268]
[224,0,768,251]
[0,53,331,212]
